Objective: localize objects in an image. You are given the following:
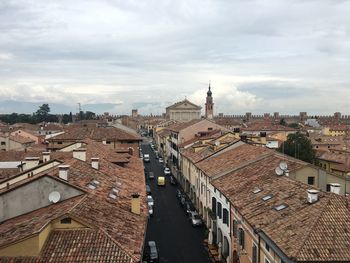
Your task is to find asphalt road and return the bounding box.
[142,142,212,263]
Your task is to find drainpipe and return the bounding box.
[258,234,261,263]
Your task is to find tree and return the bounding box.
[279,132,315,163]
[35,104,50,122]
[279,118,287,126]
[62,114,70,124]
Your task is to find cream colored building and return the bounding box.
[166,99,202,122]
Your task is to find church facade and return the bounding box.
[165,99,202,122]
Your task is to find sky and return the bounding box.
[0,0,350,115]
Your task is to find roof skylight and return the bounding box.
[87,183,97,190]
[274,204,288,211]
[252,187,262,194]
[262,195,273,201]
[109,192,117,199]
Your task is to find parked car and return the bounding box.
[146,184,151,195]
[147,241,159,263]
[164,167,171,176]
[144,154,150,163]
[148,172,155,180]
[180,196,186,207]
[148,204,153,217]
[176,189,182,199]
[185,201,196,215]
[158,158,164,163]
[189,211,203,227]
[147,195,154,207]
[170,176,176,185]
[157,176,165,186]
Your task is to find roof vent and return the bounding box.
[131,193,141,215]
[330,183,341,195]
[91,157,99,170]
[58,165,70,181]
[307,189,319,204]
[42,152,50,162]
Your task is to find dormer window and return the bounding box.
[60,217,72,224]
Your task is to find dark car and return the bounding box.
[147,241,159,263]
[180,196,186,207]
[148,172,155,180]
[146,185,151,195]
[176,189,182,199]
[170,176,176,185]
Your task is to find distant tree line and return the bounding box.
[0,104,96,125]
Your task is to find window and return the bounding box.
[57,141,62,144]
[106,141,111,144]
[326,184,331,192]
[223,209,229,225]
[265,243,270,252]
[217,202,222,219]
[238,228,245,249]
[212,197,217,215]
[252,244,258,263]
[308,176,315,185]
[60,217,72,224]
[1,142,5,145]
[233,220,238,237]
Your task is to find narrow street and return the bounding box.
[142,142,212,263]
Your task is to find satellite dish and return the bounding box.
[279,161,288,171]
[275,167,284,176]
[49,191,61,203]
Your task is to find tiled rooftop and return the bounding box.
[168,119,202,132]
[0,139,146,262]
[212,154,350,262]
[49,127,142,141]
[196,143,271,177]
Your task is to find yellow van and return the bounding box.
[157,176,165,186]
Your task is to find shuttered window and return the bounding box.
[239,228,245,249]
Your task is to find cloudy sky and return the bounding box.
[1,0,350,115]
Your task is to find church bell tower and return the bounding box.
[205,83,214,119]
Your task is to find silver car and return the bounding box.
[189,211,203,227]
[147,195,154,207]
[148,204,153,217]
[147,241,159,262]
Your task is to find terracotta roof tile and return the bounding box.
[196,143,270,177]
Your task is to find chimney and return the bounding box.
[58,165,70,181]
[73,148,86,162]
[131,193,141,215]
[42,152,50,162]
[307,189,319,204]
[91,157,99,170]
[330,183,341,194]
[23,157,40,171]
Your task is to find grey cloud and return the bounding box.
[0,0,350,115]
